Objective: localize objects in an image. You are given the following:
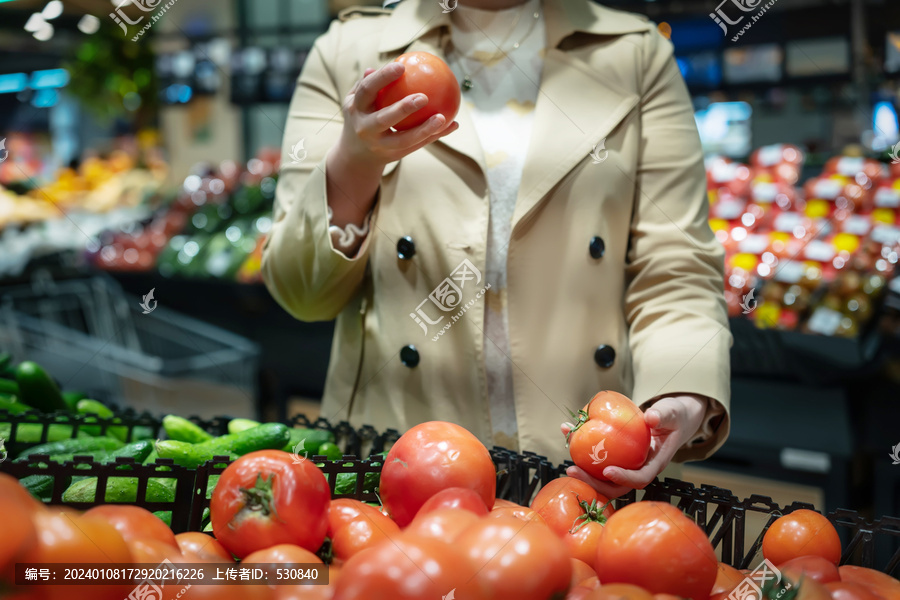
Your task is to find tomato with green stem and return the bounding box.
[566,391,651,480]
[210,450,330,558]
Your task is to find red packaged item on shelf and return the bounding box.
[750,143,805,185]
[823,155,888,182]
[706,156,752,198]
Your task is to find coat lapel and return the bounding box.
[512,0,648,231]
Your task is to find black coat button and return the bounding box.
[397,236,416,260]
[589,236,605,259]
[594,345,615,368]
[400,344,420,368]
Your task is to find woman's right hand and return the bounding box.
[335,62,459,171]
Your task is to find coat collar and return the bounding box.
[378,0,649,54]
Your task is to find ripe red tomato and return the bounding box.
[406,508,481,543]
[567,586,597,600]
[838,566,900,599]
[332,512,400,562]
[326,499,386,538]
[175,532,234,562]
[768,571,832,600]
[84,505,179,548]
[0,476,38,582]
[594,501,717,600]
[762,509,842,566]
[416,487,490,518]
[571,558,597,588]
[567,391,651,480]
[493,498,520,509]
[710,562,745,596]
[587,584,655,600]
[825,582,888,600]
[487,505,549,527]
[457,515,571,600]
[531,477,613,535]
[373,51,461,131]
[210,450,331,558]
[780,555,841,584]
[565,520,606,565]
[23,511,135,600]
[380,421,496,527]
[332,533,473,600]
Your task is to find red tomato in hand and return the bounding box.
[457,516,571,600]
[416,487,490,518]
[406,507,481,543]
[84,505,179,549]
[594,501,717,600]
[567,391,651,480]
[762,509,842,566]
[333,533,473,600]
[373,51,461,131]
[210,450,330,558]
[380,421,496,527]
[780,555,841,584]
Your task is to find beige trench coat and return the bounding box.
[262,0,733,466]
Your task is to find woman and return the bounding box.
[262,0,732,497]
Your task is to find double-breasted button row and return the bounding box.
[399,344,615,369]
[396,235,603,260]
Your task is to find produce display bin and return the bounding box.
[0,275,260,418]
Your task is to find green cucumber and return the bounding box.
[143,447,159,465]
[20,436,123,459]
[334,452,386,495]
[162,415,213,443]
[20,474,69,501]
[0,378,19,397]
[132,426,156,441]
[0,423,92,446]
[154,511,173,526]
[227,418,260,435]
[317,442,342,460]
[62,477,175,503]
[62,391,87,411]
[15,361,67,413]
[76,399,127,441]
[0,395,31,414]
[156,423,289,468]
[282,428,334,454]
[154,439,236,468]
[0,352,12,373]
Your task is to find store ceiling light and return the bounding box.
[78,14,100,34]
[33,22,54,41]
[24,13,46,32]
[42,1,63,20]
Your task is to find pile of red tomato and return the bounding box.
[3,419,900,600]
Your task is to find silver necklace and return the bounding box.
[452,7,541,92]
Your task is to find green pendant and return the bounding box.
[462,77,473,92]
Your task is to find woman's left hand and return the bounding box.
[560,394,707,498]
